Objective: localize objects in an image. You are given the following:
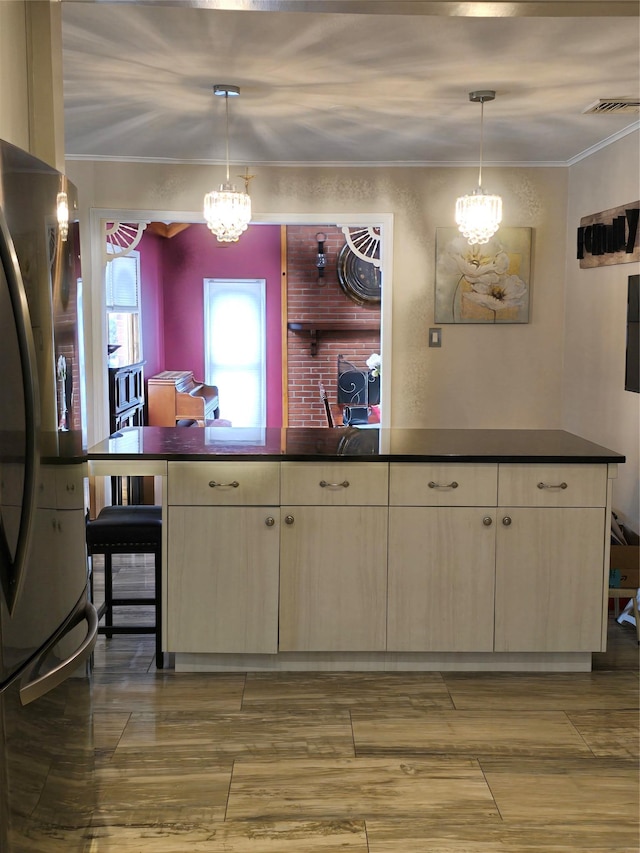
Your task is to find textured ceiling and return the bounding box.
[61,1,640,166]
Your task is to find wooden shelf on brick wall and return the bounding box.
[288,320,380,356]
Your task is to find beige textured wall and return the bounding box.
[0,0,30,151]
[564,132,640,531]
[0,1,65,169]
[67,159,568,440]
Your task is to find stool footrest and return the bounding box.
[99,626,156,635]
[110,597,156,606]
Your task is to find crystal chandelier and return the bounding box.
[455,90,502,246]
[203,84,252,243]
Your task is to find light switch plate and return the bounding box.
[429,327,442,347]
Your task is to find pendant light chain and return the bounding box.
[224,91,231,185]
[477,98,484,190]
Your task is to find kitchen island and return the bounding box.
[88,427,625,672]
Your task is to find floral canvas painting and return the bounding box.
[435,228,532,323]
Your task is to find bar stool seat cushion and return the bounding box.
[86,505,161,549]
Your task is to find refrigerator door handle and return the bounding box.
[19,597,98,706]
[0,206,41,614]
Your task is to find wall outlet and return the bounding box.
[428,327,442,347]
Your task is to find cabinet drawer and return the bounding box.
[389,463,498,506]
[281,462,388,506]
[168,461,280,506]
[498,464,608,507]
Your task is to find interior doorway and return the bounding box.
[88,210,393,444]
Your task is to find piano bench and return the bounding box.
[86,505,163,668]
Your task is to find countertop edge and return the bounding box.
[86,428,626,465]
[86,452,626,464]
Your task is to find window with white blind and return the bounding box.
[105,251,141,366]
[204,278,266,427]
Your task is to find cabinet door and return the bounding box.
[388,507,496,651]
[279,506,388,652]
[494,507,605,652]
[167,506,279,653]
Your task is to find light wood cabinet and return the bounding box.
[388,462,609,654]
[494,463,608,652]
[163,457,613,666]
[494,507,605,652]
[19,464,89,646]
[167,505,279,653]
[388,463,497,652]
[388,506,496,651]
[279,462,388,652]
[167,461,280,654]
[279,505,388,651]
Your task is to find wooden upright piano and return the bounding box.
[147,370,220,426]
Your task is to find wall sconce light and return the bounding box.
[315,232,327,285]
[57,188,69,242]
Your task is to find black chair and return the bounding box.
[86,504,163,668]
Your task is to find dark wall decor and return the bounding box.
[577,201,639,268]
[625,274,639,394]
[337,242,382,305]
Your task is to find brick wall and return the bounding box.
[286,225,381,427]
[53,238,82,432]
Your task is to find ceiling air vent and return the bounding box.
[583,98,640,115]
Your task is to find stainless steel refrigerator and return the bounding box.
[0,139,98,851]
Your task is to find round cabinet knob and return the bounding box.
[285,515,295,525]
[502,516,512,526]
[265,516,275,527]
[482,516,493,526]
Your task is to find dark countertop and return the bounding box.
[87,427,625,464]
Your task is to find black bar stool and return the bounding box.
[86,505,163,668]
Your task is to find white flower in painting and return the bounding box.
[366,353,381,377]
[441,236,509,285]
[464,274,528,313]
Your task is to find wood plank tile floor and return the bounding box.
[82,554,639,851]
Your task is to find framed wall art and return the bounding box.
[435,227,532,324]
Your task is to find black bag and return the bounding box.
[343,405,370,426]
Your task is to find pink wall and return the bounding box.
[138,230,164,378]
[140,223,283,427]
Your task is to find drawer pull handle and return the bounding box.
[482,516,493,527]
[265,516,275,527]
[319,480,350,489]
[502,516,512,526]
[208,480,239,488]
[428,481,459,490]
[537,482,567,490]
